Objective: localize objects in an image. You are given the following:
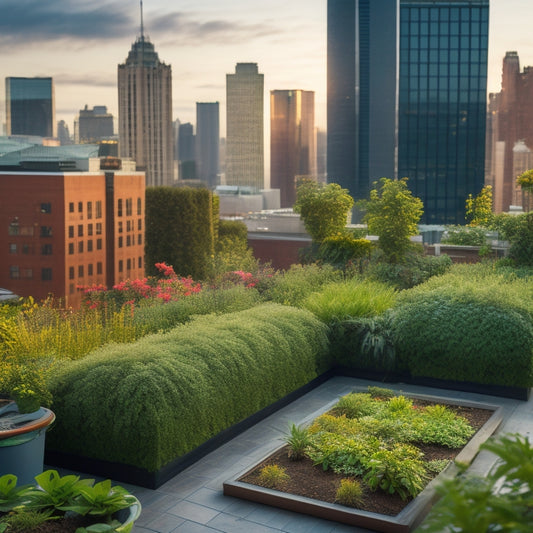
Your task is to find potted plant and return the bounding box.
[0,469,142,532]
[0,362,55,484]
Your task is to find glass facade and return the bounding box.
[398,1,489,224]
[5,77,55,138]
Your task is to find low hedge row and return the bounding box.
[47,304,329,473]
[329,265,533,388]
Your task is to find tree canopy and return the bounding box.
[294,180,354,242]
[357,178,423,263]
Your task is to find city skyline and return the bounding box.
[1,0,532,136]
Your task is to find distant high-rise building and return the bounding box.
[487,51,533,212]
[196,103,220,189]
[5,77,56,138]
[177,122,196,180]
[270,90,316,207]
[78,105,114,143]
[316,129,327,183]
[117,20,173,186]
[327,0,489,224]
[226,63,264,189]
[57,120,72,146]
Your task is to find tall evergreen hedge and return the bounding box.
[47,304,329,472]
[145,187,215,279]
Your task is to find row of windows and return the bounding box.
[117,198,142,217]
[401,49,487,65]
[401,6,488,23]
[69,263,103,279]
[68,201,103,219]
[10,266,52,281]
[118,234,143,247]
[401,20,487,38]
[68,223,103,238]
[68,239,103,254]
[118,257,143,272]
[8,224,53,237]
[118,219,143,233]
[401,62,486,78]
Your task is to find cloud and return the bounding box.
[54,74,117,88]
[0,0,282,48]
[0,0,133,44]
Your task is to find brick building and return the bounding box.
[0,170,145,308]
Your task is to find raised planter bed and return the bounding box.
[223,391,503,533]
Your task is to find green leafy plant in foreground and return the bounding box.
[283,423,312,461]
[418,433,533,532]
[258,465,290,489]
[335,478,364,507]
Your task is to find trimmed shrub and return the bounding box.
[133,285,261,334]
[47,304,329,472]
[441,225,488,246]
[508,213,533,267]
[391,294,533,387]
[302,279,396,323]
[145,187,215,280]
[263,263,343,307]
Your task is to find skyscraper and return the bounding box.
[327,0,398,208]
[327,0,489,224]
[226,63,264,189]
[398,0,489,224]
[117,21,173,186]
[78,105,114,143]
[195,102,220,189]
[5,77,56,138]
[486,51,533,213]
[270,90,316,207]
[177,122,196,180]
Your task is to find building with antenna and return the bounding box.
[117,1,174,186]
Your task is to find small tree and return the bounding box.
[357,178,423,263]
[517,169,533,212]
[294,180,354,242]
[465,185,493,226]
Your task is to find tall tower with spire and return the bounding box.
[117,1,173,186]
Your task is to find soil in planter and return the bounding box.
[239,402,494,516]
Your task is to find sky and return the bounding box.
[1,0,533,137]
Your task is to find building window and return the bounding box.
[40,203,52,214]
[96,238,102,250]
[41,268,52,281]
[69,266,75,280]
[96,201,102,219]
[96,223,102,235]
[69,202,74,213]
[9,244,17,254]
[88,224,93,236]
[137,234,142,245]
[78,241,84,253]
[126,235,131,247]
[78,202,83,213]
[22,269,33,279]
[118,236,123,248]
[40,226,53,237]
[138,256,142,269]
[126,198,132,216]
[138,219,142,231]
[137,197,142,215]
[127,258,131,270]
[87,202,93,219]
[78,265,84,278]
[68,225,74,238]
[78,225,84,237]
[118,260,123,273]
[41,244,53,255]
[118,221,123,233]
[22,244,30,254]
[118,199,123,217]
[126,220,131,232]
[68,243,74,255]
[8,221,19,236]
[9,266,19,279]
[88,263,93,276]
[97,262,103,274]
[87,240,93,252]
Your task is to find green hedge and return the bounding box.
[47,304,329,472]
[134,286,261,334]
[145,187,215,280]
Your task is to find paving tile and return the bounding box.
[186,487,236,512]
[142,512,186,533]
[172,521,221,532]
[167,500,221,524]
[207,513,282,533]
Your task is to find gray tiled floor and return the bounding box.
[110,377,533,532]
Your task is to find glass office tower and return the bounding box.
[5,77,56,138]
[398,1,489,223]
